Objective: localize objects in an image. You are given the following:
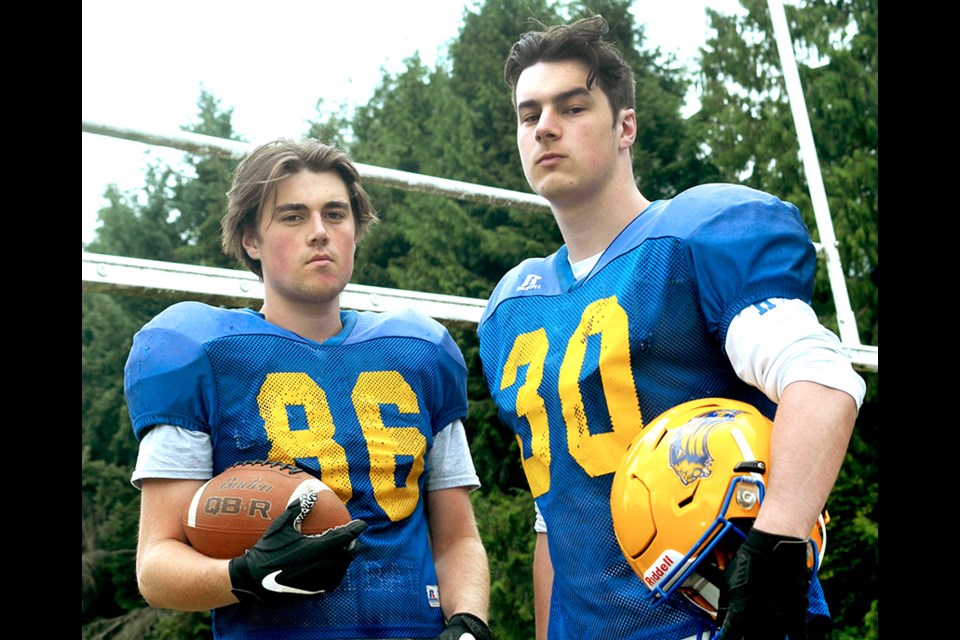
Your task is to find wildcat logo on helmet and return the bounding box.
[668,409,745,486]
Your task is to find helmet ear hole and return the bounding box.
[677,481,700,509]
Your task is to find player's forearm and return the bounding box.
[426,487,490,621]
[137,538,237,611]
[433,534,491,620]
[754,381,858,539]
[533,533,552,640]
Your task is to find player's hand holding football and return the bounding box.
[433,612,493,640]
[718,528,812,640]
[228,490,367,603]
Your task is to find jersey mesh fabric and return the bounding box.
[477,184,827,639]
[483,241,736,639]
[125,303,468,639]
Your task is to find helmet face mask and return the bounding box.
[610,398,826,620]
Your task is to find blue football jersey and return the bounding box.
[478,184,822,639]
[125,302,469,640]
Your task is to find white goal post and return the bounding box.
[80,119,876,372]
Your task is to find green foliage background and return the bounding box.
[81,1,877,638]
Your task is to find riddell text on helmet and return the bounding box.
[642,550,684,588]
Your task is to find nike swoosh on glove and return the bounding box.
[434,612,493,640]
[718,528,812,640]
[228,490,367,603]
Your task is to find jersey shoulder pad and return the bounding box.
[137,302,267,343]
[480,253,563,325]
[350,307,448,344]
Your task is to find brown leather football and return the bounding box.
[182,460,352,559]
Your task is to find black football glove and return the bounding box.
[228,490,367,603]
[718,528,812,640]
[434,612,493,640]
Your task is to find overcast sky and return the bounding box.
[82,0,742,244]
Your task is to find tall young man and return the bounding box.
[477,16,865,640]
[126,139,492,640]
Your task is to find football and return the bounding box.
[182,460,352,559]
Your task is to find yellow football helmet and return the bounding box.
[610,398,827,620]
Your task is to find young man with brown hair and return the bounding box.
[478,16,864,640]
[127,138,492,640]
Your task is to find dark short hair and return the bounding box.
[504,15,635,119]
[222,138,378,277]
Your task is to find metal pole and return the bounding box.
[766,0,862,348]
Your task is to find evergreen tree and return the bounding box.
[90,171,181,263]
[348,55,508,296]
[449,0,570,280]
[171,90,244,269]
[449,0,560,193]
[694,0,877,342]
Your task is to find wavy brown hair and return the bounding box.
[222,138,378,278]
[504,15,635,121]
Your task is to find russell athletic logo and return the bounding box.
[643,549,685,589]
[516,274,542,291]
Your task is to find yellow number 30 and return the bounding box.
[500,296,643,497]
